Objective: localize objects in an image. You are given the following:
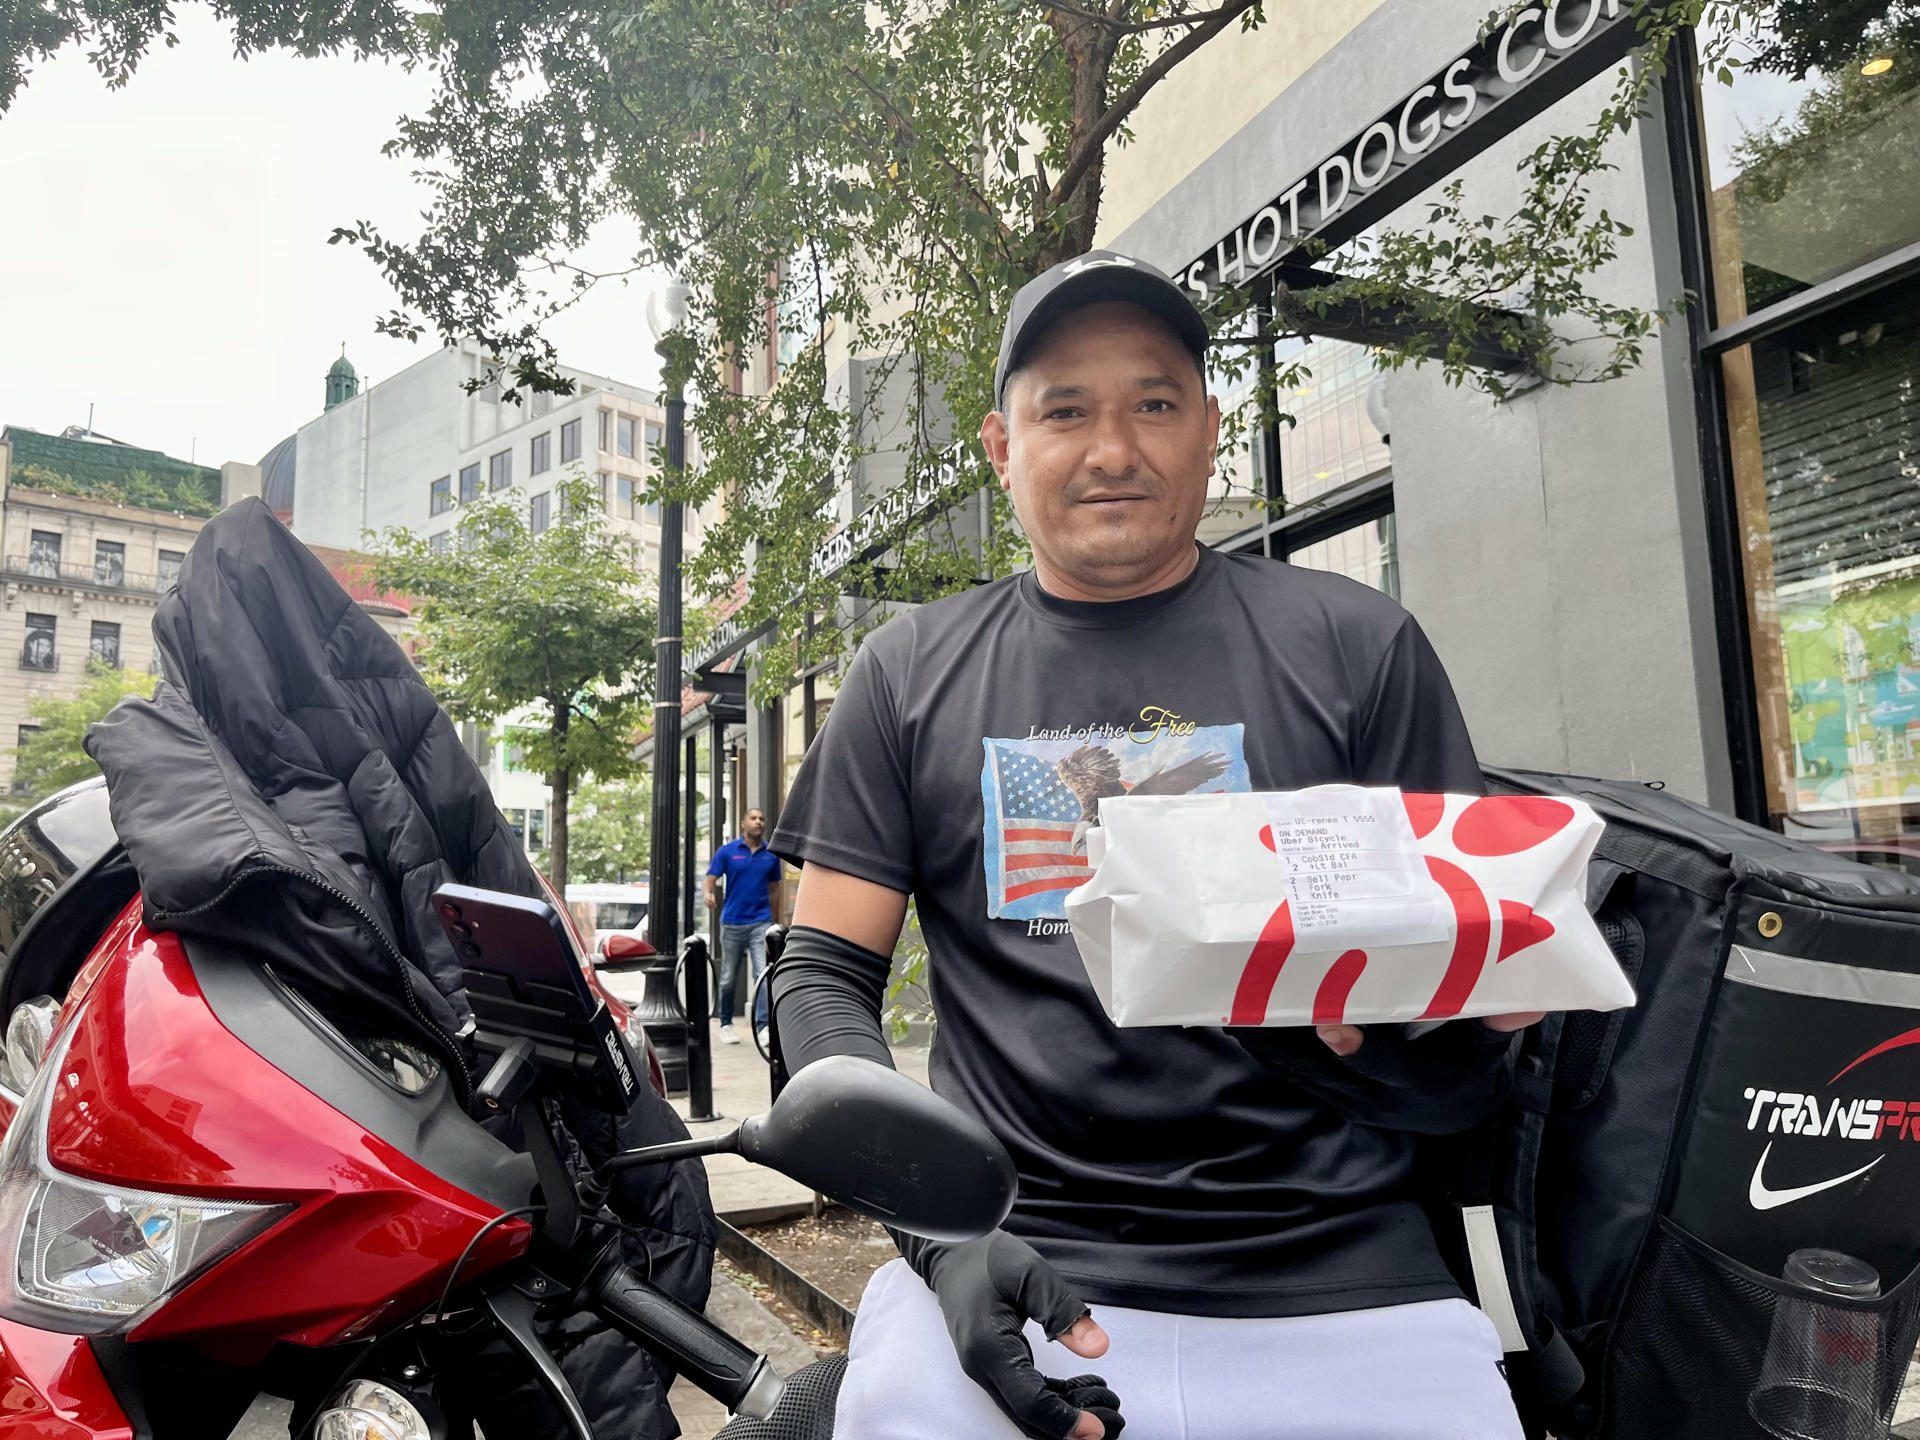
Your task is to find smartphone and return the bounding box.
[432,882,596,1012]
[431,882,638,1111]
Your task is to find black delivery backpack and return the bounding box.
[1455,767,1920,1440]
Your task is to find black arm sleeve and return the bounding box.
[768,924,896,1073]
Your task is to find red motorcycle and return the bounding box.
[0,779,1011,1439]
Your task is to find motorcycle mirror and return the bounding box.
[738,1056,1015,1242]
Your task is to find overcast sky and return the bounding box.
[0,12,665,469]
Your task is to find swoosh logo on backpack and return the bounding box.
[1747,1141,1883,1211]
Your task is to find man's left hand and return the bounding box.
[1231,1013,1544,1135]
[1314,1011,1544,1058]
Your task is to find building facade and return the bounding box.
[275,340,709,581]
[679,0,1920,921]
[265,340,713,856]
[0,428,213,793]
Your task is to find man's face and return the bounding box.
[744,810,766,841]
[981,301,1219,598]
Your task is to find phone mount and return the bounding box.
[433,883,641,1115]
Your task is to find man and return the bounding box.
[770,253,1540,1439]
[704,807,783,1045]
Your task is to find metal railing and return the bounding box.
[4,556,167,593]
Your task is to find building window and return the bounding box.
[530,431,551,476]
[530,491,551,535]
[89,620,121,668]
[643,499,661,526]
[430,532,452,555]
[617,415,635,458]
[489,450,512,492]
[12,726,41,795]
[429,475,453,515]
[560,418,581,463]
[94,540,125,588]
[1685,32,1920,842]
[27,531,60,579]
[643,420,663,466]
[598,409,613,453]
[614,476,639,521]
[157,549,185,589]
[21,614,55,671]
[460,463,482,504]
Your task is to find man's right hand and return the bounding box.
[704,893,717,911]
[904,1229,1123,1439]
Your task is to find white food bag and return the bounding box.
[1065,785,1636,1028]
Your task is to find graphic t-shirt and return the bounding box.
[771,548,1484,1318]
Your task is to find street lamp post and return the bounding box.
[644,276,715,1121]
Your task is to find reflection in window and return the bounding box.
[12,727,41,795]
[530,431,551,476]
[618,416,636,458]
[1699,20,1920,321]
[27,531,59,579]
[1287,514,1399,601]
[88,621,120,668]
[644,421,664,465]
[1274,337,1393,504]
[460,463,482,504]
[93,541,124,587]
[561,418,582,463]
[430,476,453,515]
[157,549,184,589]
[615,476,639,521]
[21,614,54,671]
[530,491,551,535]
[489,450,512,492]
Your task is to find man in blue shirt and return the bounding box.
[704,807,784,1045]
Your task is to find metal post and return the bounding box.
[647,343,715,1120]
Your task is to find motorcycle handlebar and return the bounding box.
[584,1256,785,1420]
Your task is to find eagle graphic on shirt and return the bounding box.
[980,725,1248,921]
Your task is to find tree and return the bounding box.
[14,662,160,797]
[2,0,1820,690]
[563,776,654,884]
[371,474,655,890]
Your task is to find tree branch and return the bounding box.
[1046,0,1260,210]
[839,60,1012,249]
[1034,0,1259,37]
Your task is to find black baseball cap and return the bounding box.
[993,250,1211,411]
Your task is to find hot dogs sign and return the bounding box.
[1065,786,1635,1029]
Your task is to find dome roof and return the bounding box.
[328,351,358,380]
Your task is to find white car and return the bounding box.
[564,882,652,962]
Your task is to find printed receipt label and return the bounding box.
[1262,789,1449,947]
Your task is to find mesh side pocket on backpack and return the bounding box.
[1608,1218,1920,1440]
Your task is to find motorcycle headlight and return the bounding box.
[314,1380,433,1440]
[0,1021,288,1333]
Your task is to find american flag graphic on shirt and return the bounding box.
[980,724,1251,921]
[983,741,1091,918]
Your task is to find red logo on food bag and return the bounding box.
[1230,795,1572,1026]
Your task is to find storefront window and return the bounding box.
[1199,312,1272,547]
[1288,514,1399,600]
[1274,337,1392,505]
[1700,22,1920,323]
[1704,20,1920,849]
[1723,284,1920,839]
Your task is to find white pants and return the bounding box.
[833,1259,1523,1440]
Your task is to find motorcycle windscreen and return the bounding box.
[1669,934,1920,1284]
